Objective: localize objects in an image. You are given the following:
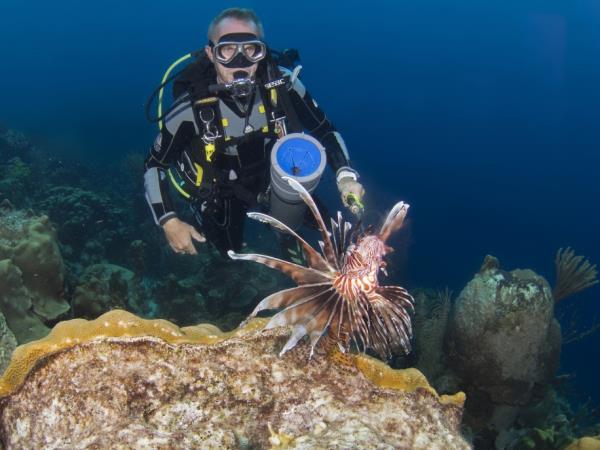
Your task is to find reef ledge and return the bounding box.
[0,310,468,449]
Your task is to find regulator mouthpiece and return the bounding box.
[226,75,255,97]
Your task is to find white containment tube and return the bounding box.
[269,133,327,230]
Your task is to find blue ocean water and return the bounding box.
[1,0,599,412]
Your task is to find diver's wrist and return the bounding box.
[336,167,359,184]
[158,212,178,227]
[336,167,359,192]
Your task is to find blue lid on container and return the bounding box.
[275,136,322,177]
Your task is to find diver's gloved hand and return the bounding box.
[162,217,206,255]
[336,168,365,216]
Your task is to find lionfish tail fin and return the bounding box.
[379,201,410,243]
[282,177,339,268]
[228,250,331,285]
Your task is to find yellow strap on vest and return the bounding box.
[195,96,219,105]
[270,89,278,106]
[194,163,204,186]
[167,169,191,199]
[205,143,215,162]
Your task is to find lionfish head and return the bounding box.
[355,234,388,269]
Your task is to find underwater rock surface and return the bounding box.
[447,255,559,430]
[0,310,467,449]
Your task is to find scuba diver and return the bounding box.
[143,8,365,257]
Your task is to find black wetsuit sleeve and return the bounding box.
[143,122,194,226]
[287,77,354,174]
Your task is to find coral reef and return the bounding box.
[0,310,467,449]
[72,263,143,319]
[0,208,68,343]
[0,312,16,376]
[446,255,560,431]
[150,254,284,329]
[494,390,579,449]
[0,260,50,344]
[0,128,31,160]
[413,288,453,386]
[0,157,33,205]
[566,435,600,450]
[553,247,598,302]
[37,186,134,265]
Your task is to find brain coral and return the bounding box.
[0,310,467,449]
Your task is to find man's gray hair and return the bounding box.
[207,8,264,42]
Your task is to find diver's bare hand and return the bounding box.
[162,217,206,255]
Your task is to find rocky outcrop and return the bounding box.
[0,310,468,449]
[446,255,560,430]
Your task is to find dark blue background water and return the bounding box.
[2,0,599,404]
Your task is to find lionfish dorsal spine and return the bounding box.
[379,201,410,243]
[246,212,333,272]
[227,250,331,285]
[282,177,339,269]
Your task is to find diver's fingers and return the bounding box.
[185,241,198,255]
[190,227,206,243]
[357,183,365,197]
[170,241,190,254]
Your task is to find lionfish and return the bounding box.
[228,177,414,360]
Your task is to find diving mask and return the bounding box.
[210,32,266,68]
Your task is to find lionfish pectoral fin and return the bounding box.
[377,285,415,312]
[282,177,339,269]
[264,312,309,357]
[247,283,330,317]
[371,287,415,355]
[379,201,410,243]
[246,212,333,273]
[277,324,308,357]
[262,286,340,357]
[228,250,331,285]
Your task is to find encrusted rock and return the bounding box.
[0,310,468,449]
[446,256,559,429]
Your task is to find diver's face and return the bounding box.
[205,18,261,84]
